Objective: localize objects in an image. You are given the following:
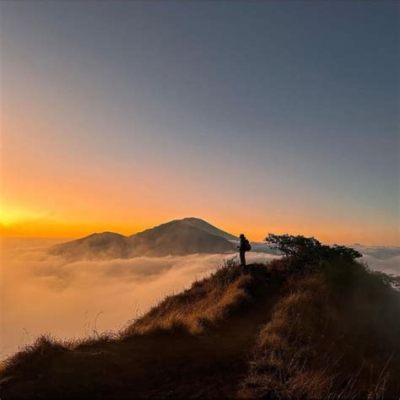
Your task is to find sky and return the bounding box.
[0,0,399,244]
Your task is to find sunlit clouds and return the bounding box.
[0,238,278,357]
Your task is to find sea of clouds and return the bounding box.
[0,238,277,359]
[1,238,399,359]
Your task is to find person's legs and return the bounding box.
[240,250,246,267]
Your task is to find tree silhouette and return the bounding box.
[265,233,362,264]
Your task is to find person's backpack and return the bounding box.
[244,239,252,252]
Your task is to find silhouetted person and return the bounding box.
[238,233,251,267]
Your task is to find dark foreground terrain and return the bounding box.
[1,249,400,399]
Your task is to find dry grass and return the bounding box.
[123,264,255,335]
[240,260,400,399]
[1,263,283,399]
[1,257,400,399]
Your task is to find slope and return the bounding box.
[2,253,400,399]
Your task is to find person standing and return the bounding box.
[238,233,251,267]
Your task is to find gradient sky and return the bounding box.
[0,0,399,244]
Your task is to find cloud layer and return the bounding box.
[1,239,398,359]
[0,239,276,358]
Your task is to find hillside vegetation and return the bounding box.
[1,237,400,399]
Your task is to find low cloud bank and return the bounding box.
[0,239,277,358]
[1,239,398,359]
[356,245,400,276]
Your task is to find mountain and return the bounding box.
[2,248,400,399]
[50,217,236,259]
[50,232,130,260]
[127,218,236,256]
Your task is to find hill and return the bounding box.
[48,232,130,260]
[50,217,236,259]
[2,238,400,399]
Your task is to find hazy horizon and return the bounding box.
[1,215,400,247]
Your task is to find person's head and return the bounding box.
[240,233,245,239]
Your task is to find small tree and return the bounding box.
[265,234,362,266]
[265,234,322,258]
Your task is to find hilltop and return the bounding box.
[2,238,400,399]
[50,217,237,260]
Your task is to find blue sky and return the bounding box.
[1,1,399,244]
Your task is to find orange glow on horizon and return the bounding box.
[1,107,398,247]
[0,204,398,246]
[1,9,399,251]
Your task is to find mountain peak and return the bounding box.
[86,232,126,238]
[176,217,237,241]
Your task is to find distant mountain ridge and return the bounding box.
[50,217,237,259]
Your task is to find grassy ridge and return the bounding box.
[1,256,400,399]
[241,262,400,398]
